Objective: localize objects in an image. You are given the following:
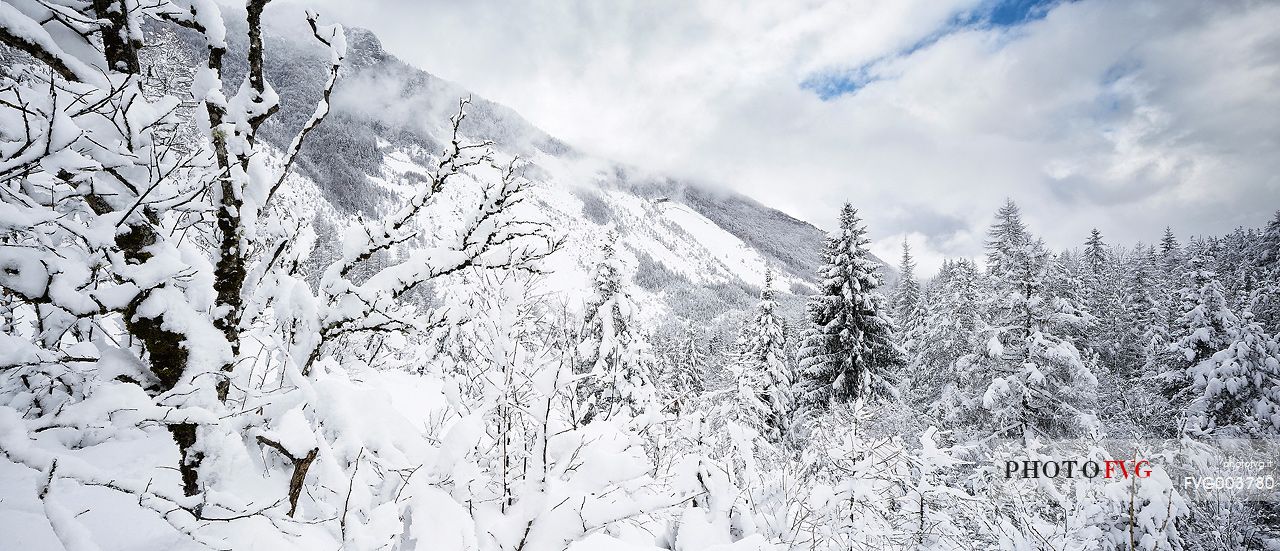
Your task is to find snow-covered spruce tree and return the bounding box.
[1137,245,1179,377]
[1217,229,1252,307]
[911,259,983,410]
[797,203,904,410]
[1046,247,1095,344]
[955,202,1097,440]
[1117,250,1166,379]
[674,322,710,414]
[575,231,658,424]
[1159,226,1185,284]
[985,198,1029,282]
[1091,248,1172,433]
[1253,211,1280,273]
[731,268,794,443]
[1250,210,1280,330]
[891,239,924,350]
[1186,312,1280,437]
[1160,249,1239,412]
[1079,228,1113,321]
[1157,227,1189,333]
[650,320,711,418]
[1083,228,1108,276]
[660,287,803,549]
[1079,228,1124,369]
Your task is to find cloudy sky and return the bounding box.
[283,0,1279,275]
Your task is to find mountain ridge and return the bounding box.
[156,15,896,329]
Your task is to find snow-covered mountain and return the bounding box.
[161,16,893,329]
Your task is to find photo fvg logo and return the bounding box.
[1003,459,1152,479]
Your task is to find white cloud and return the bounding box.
[282,0,1280,276]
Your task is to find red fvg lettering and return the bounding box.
[1104,460,1127,478]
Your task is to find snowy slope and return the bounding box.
[656,201,773,287]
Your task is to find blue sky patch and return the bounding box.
[801,68,878,100]
[802,0,1068,100]
[983,0,1062,27]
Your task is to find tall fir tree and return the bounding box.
[892,239,924,349]
[1217,227,1262,313]
[1088,248,1171,424]
[1080,229,1112,315]
[576,232,657,423]
[1254,211,1280,270]
[912,258,983,409]
[1046,248,1094,345]
[958,203,1097,440]
[669,323,709,416]
[1157,227,1187,334]
[1080,229,1123,368]
[797,204,904,409]
[732,269,795,442]
[1160,249,1239,412]
[985,198,1029,281]
[1117,251,1166,379]
[1083,228,1108,274]
[1160,227,1181,259]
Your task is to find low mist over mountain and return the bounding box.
[155,15,892,331]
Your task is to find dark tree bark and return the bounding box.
[92,0,141,73]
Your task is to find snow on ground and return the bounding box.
[658,201,769,285]
[0,369,454,550]
[381,148,430,179]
